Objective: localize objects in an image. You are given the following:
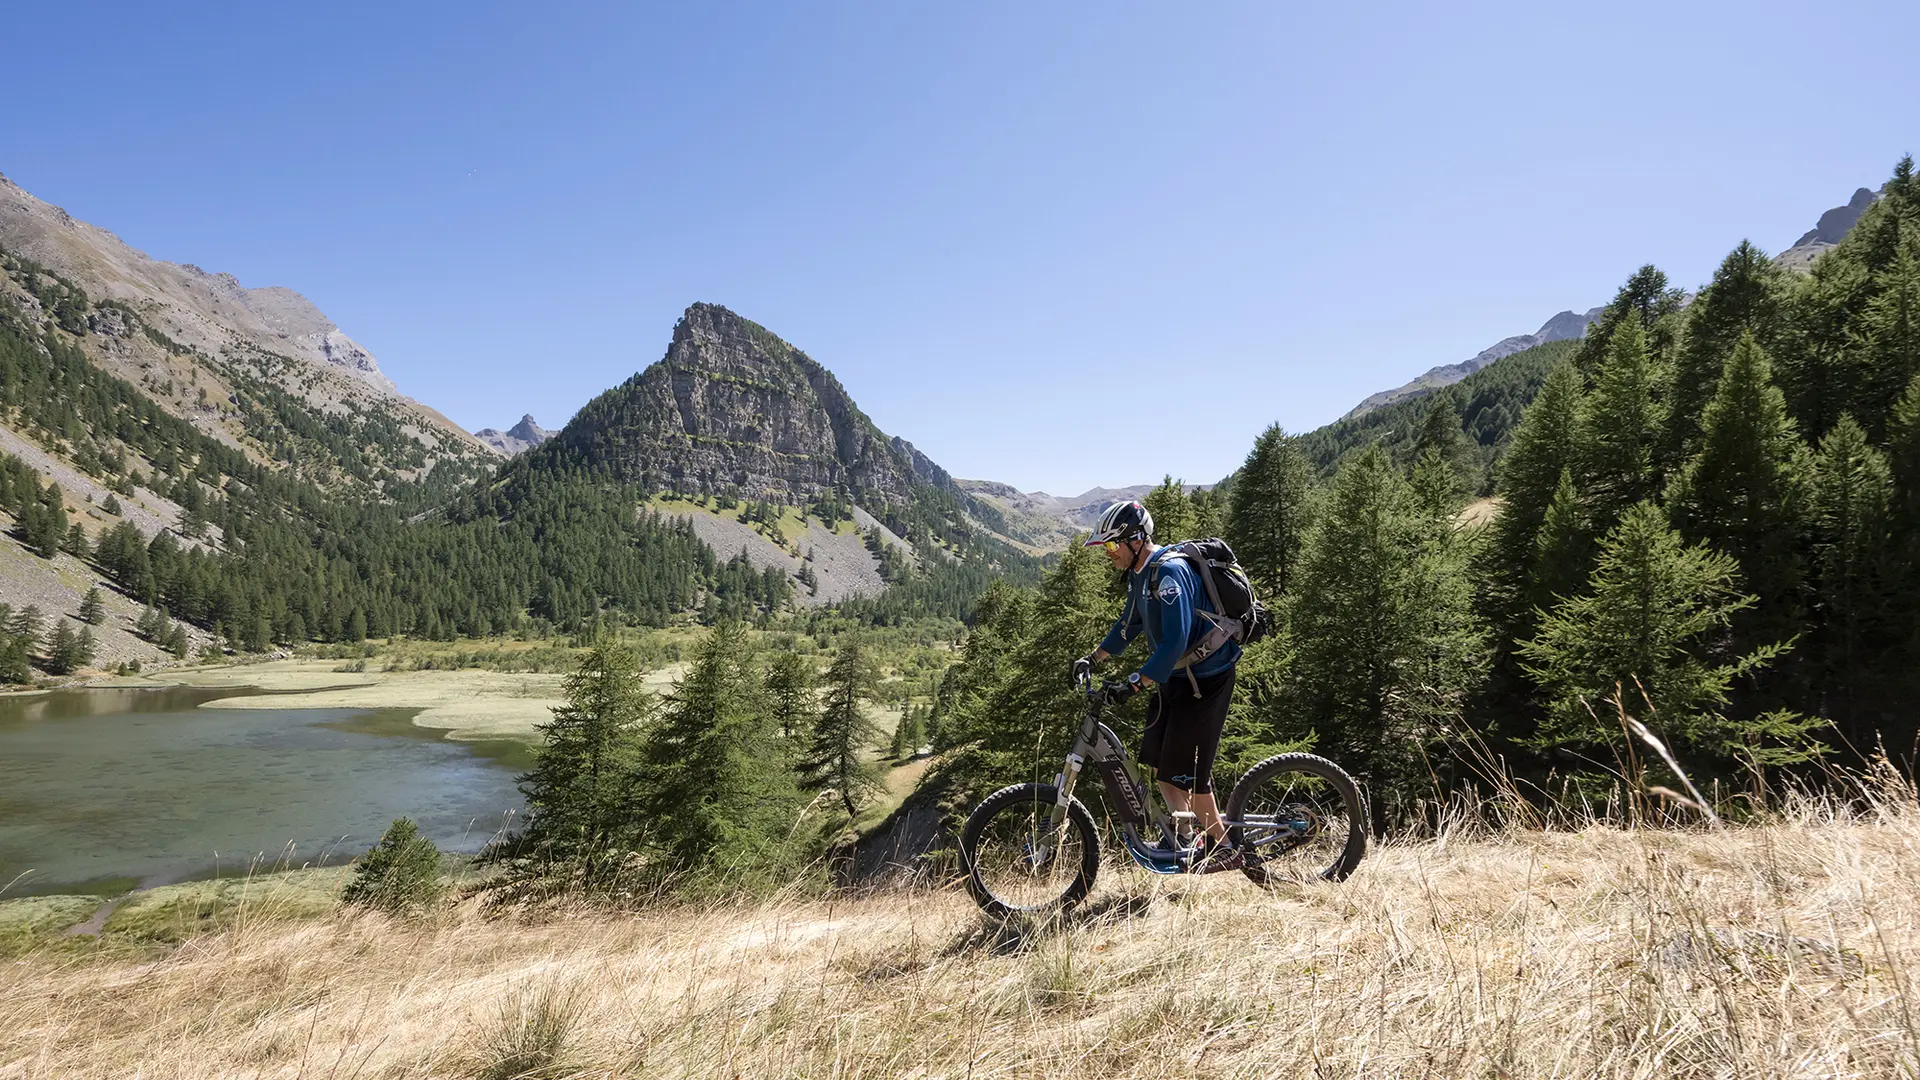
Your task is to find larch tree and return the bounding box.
[1578,317,1666,533]
[1665,240,1792,467]
[45,619,82,675]
[763,650,818,741]
[1287,446,1483,822]
[508,637,653,884]
[1225,424,1316,597]
[1809,415,1895,736]
[1410,394,1475,503]
[1667,333,1808,655]
[1518,502,1813,769]
[1484,359,1586,636]
[800,637,885,821]
[1570,264,1687,380]
[636,624,801,885]
[1857,244,1920,438]
[1529,469,1593,615]
[1142,475,1198,544]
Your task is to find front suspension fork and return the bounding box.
[1035,753,1085,862]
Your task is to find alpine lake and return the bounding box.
[0,684,529,899]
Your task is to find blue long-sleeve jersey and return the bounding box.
[1098,548,1241,685]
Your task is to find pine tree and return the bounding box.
[800,638,886,821]
[1530,469,1592,612]
[1579,317,1665,531]
[1142,475,1197,543]
[63,522,90,560]
[1667,333,1807,654]
[1665,241,1791,465]
[1287,446,1484,820]
[1808,415,1895,736]
[1411,395,1474,500]
[1226,424,1316,596]
[46,619,82,675]
[1857,244,1920,439]
[166,623,191,659]
[78,587,106,626]
[1484,359,1585,633]
[636,624,801,883]
[74,625,96,671]
[8,605,44,656]
[342,817,443,915]
[764,650,818,741]
[508,638,653,883]
[1517,502,1812,769]
[101,493,121,515]
[349,608,368,643]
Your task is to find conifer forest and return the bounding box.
[931,157,1920,831]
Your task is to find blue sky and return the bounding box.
[1,1,1912,494]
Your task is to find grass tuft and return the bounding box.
[465,980,590,1080]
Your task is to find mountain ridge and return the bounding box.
[0,168,490,482]
[1342,307,1602,420]
[1340,182,1888,422]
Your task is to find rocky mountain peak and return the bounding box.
[1793,187,1880,249]
[474,414,553,457]
[1777,185,1885,271]
[536,303,953,503]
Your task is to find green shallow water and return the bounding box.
[0,686,526,897]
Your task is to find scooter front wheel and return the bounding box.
[959,782,1100,918]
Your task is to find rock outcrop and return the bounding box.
[538,303,955,504]
[1776,186,1883,272]
[474,414,552,456]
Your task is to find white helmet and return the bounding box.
[1084,500,1153,547]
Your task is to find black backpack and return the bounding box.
[1148,538,1272,677]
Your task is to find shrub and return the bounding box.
[342,817,443,915]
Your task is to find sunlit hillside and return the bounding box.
[7,791,1919,1079]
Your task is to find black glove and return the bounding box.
[1102,675,1144,698]
[1068,654,1094,688]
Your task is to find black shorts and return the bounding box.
[1141,666,1235,794]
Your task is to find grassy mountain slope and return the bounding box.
[0,288,787,666]
[7,803,1916,1076]
[0,173,496,493]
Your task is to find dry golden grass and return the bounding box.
[7,797,1920,1078]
